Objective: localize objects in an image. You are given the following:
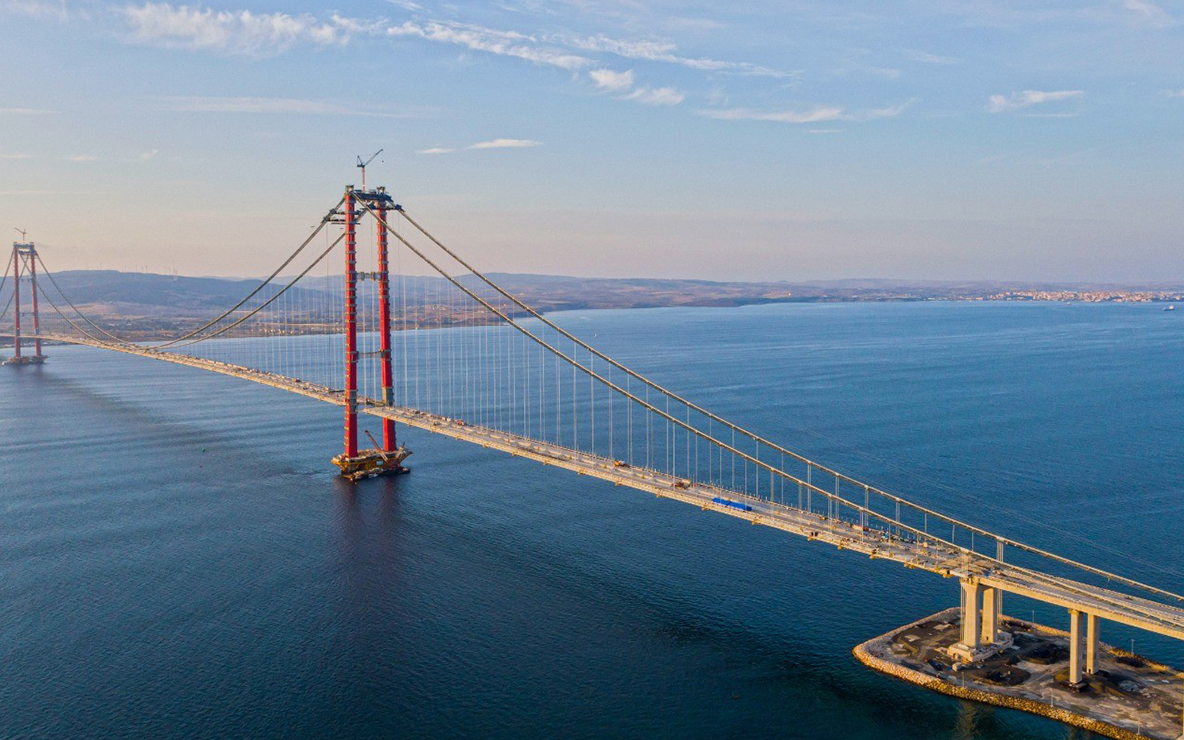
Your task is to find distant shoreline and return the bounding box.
[5,297,1176,348]
[8,270,1180,343]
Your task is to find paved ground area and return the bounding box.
[860,608,1184,740]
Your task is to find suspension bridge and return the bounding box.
[4,184,1184,738]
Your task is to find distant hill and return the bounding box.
[33,270,1184,328]
[50,270,329,316]
[50,270,802,318]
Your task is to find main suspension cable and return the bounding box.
[150,198,344,348]
[34,252,134,345]
[28,199,343,350]
[398,208,1181,602]
[363,201,1002,561]
[0,256,12,324]
[34,281,117,345]
[166,233,344,349]
[0,255,11,300]
[391,204,1184,605]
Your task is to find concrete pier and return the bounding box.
[1088,613,1100,675]
[982,587,1000,645]
[949,578,1012,663]
[1070,609,1085,685]
[960,579,982,653]
[855,608,1184,740]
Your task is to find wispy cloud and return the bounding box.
[987,89,1083,113]
[702,106,843,124]
[623,86,684,106]
[469,138,542,149]
[115,6,789,80]
[808,129,841,134]
[0,152,33,159]
[902,49,959,65]
[1166,89,1184,98]
[1,0,79,21]
[1123,0,1173,27]
[588,67,682,106]
[832,58,900,80]
[568,34,790,78]
[120,2,360,55]
[49,150,167,163]
[160,95,422,117]
[388,20,591,70]
[589,68,633,92]
[701,100,910,124]
[419,138,543,154]
[103,6,788,118]
[0,107,54,115]
[860,101,912,120]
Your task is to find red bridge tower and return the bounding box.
[330,185,411,481]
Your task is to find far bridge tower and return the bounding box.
[4,234,47,366]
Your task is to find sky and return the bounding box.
[1,0,1182,282]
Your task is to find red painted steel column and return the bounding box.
[12,247,21,359]
[28,248,42,358]
[343,187,359,459]
[376,199,396,451]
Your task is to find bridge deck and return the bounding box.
[17,332,1184,642]
[368,406,1184,641]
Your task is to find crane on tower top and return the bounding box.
[356,149,383,192]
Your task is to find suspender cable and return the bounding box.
[368,202,1184,613]
[167,234,345,348]
[378,220,1184,620]
[0,255,11,307]
[33,252,134,345]
[33,281,117,344]
[25,200,342,350]
[396,207,1184,606]
[0,256,13,324]
[362,201,964,526]
[151,199,343,348]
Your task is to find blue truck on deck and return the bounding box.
[712,496,753,512]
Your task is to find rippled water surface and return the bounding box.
[3,301,1183,740]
